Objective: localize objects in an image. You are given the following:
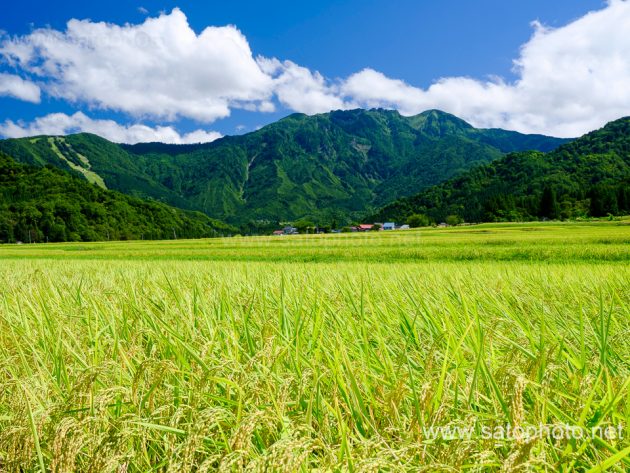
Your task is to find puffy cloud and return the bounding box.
[340,1,630,137]
[0,112,222,144]
[1,2,630,138]
[259,58,348,114]
[341,69,425,115]
[0,73,40,102]
[0,8,273,122]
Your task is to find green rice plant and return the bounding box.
[0,222,628,471]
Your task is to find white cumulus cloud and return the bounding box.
[259,57,349,114]
[0,112,222,144]
[341,69,425,116]
[339,0,630,137]
[0,8,273,122]
[0,73,40,102]
[1,2,630,138]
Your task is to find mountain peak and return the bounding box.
[406,109,474,137]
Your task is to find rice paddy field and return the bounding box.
[0,221,629,472]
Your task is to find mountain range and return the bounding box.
[1,109,628,243]
[0,109,568,230]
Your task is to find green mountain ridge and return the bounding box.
[0,109,569,228]
[0,152,236,243]
[371,117,630,223]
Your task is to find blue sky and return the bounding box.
[1,0,627,142]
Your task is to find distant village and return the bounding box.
[272,222,412,235]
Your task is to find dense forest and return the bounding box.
[0,109,567,226]
[0,153,236,243]
[371,117,630,223]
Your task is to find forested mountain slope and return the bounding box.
[371,117,630,223]
[0,109,568,227]
[0,153,235,243]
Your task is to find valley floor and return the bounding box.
[0,222,629,471]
